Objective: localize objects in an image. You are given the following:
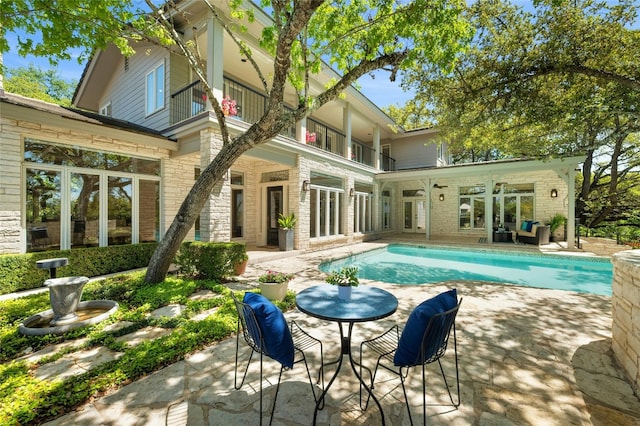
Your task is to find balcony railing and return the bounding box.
[305,118,346,157]
[171,77,296,138]
[380,153,396,171]
[352,140,375,167]
[170,78,385,168]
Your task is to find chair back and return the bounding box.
[231,292,265,354]
[414,299,462,366]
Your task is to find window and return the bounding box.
[382,190,391,230]
[459,185,486,230]
[24,138,161,252]
[231,171,244,238]
[100,102,112,117]
[353,185,373,233]
[146,61,165,116]
[308,174,345,238]
[493,183,534,230]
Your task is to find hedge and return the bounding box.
[0,243,158,295]
[174,241,247,280]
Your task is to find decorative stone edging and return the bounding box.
[612,250,640,395]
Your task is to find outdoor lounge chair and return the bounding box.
[359,289,461,425]
[231,292,324,426]
[516,221,550,245]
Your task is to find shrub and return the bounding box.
[0,243,158,295]
[174,241,247,280]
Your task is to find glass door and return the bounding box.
[267,186,283,246]
[403,198,426,233]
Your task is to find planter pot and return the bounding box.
[233,259,248,276]
[278,228,294,251]
[338,285,352,300]
[260,281,289,301]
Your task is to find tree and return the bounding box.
[4,64,76,105]
[382,99,434,131]
[1,1,472,283]
[408,0,640,227]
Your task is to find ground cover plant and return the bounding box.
[0,272,295,425]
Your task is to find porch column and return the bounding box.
[297,117,307,144]
[346,177,354,236]
[566,168,577,249]
[200,128,231,241]
[485,178,493,243]
[373,124,381,170]
[425,179,432,241]
[207,16,224,106]
[344,103,352,161]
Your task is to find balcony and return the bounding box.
[170,78,387,168]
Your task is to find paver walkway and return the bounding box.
[14,243,640,425]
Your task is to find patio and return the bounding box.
[42,242,640,425]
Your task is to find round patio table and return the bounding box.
[296,284,398,425]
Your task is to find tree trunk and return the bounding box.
[144,141,245,283]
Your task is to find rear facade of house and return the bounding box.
[0,2,582,256]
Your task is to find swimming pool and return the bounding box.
[319,245,613,296]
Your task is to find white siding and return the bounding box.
[390,133,440,170]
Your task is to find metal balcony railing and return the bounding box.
[305,118,346,157]
[352,140,375,167]
[170,78,385,168]
[380,153,396,171]
[170,78,296,137]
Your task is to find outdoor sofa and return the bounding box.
[516,221,550,245]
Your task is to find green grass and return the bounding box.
[0,272,296,426]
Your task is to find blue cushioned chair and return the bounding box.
[359,291,462,425]
[231,292,324,426]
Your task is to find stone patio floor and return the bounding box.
[27,242,640,425]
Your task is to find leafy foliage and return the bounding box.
[0,271,293,425]
[406,0,640,228]
[4,65,76,105]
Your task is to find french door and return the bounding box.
[403,198,426,233]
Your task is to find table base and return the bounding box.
[313,321,385,425]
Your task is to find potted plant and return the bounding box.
[277,212,297,251]
[233,253,249,276]
[325,266,359,300]
[258,270,294,301]
[547,213,567,242]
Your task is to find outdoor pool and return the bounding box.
[319,244,614,296]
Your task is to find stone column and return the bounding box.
[612,250,640,395]
[200,128,230,242]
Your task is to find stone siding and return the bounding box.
[612,250,640,395]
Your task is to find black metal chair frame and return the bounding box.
[231,292,324,426]
[359,299,462,425]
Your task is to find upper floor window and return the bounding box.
[146,61,165,116]
[100,102,112,117]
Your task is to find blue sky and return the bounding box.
[2,31,413,108]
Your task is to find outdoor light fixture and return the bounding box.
[349,188,355,197]
[550,188,558,198]
[302,180,310,192]
[439,194,445,201]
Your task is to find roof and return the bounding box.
[1,89,175,141]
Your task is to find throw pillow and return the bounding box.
[521,221,528,231]
[243,292,294,368]
[394,289,458,367]
[526,221,534,232]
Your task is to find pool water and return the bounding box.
[319,245,613,296]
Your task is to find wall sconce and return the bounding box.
[550,188,558,198]
[302,180,310,192]
[439,194,445,201]
[349,188,355,197]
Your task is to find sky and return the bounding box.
[1,31,414,109]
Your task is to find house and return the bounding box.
[0,2,582,256]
